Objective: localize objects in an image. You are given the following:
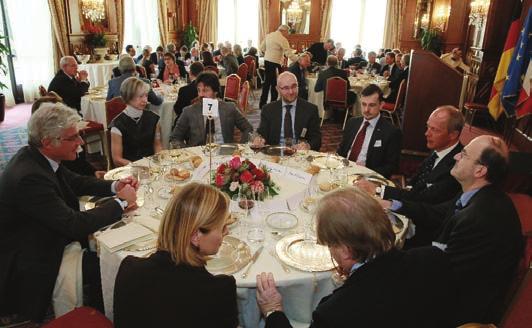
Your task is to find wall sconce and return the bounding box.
[469,0,490,26]
[433,5,451,31]
[81,0,106,22]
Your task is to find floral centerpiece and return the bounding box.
[213,157,279,199]
[82,22,107,48]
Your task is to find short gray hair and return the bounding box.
[59,56,76,69]
[120,77,149,104]
[118,56,136,73]
[166,43,176,53]
[28,103,81,147]
[278,25,289,31]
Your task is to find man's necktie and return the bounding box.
[284,105,294,140]
[416,152,438,187]
[348,121,370,162]
[454,198,464,213]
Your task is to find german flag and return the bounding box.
[488,2,522,120]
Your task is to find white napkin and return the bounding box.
[96,222,153,252]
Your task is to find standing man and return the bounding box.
[256,72,322,151]
[48,56,90,112]
[259,25,297,109]
[337,84,402,178]
[287,53,311,100]
[307,39,335,66]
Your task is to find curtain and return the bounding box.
[259,0,269,44]
[123,0,160,53]
[320,0,333,40]
[199,0,218,44]
[47,0,70,63]
[383,0,405,48]
[217,0,258,46]
[157,0,168,47]
[116,0,125,53]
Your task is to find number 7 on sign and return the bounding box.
[202,98,219,118]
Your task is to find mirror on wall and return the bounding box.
[413,0,432,38]
[280,0,311,35]
[79,0,109,29]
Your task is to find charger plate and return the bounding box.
[103,166,149,180]
[349,174,395,187]
[206,236,252,275]
[276,233,335,272]
[157,149,194,163]
[262,146,297,157]
[311,155,346,170]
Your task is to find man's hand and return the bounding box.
[293,141,310,151]
[116,176,139,192]
[94,171,106,179]
[382,70,390,78]
[354,178,377,195]
[256,272,283,316]
[252,135,266,147]
[78,70,89,81]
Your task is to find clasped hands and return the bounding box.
[115,176,140,212]
[76,70,89,82]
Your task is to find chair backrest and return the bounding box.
[394,79,407,111]
[42,307,113,328]
[325,77,348,106]
[244,56,256,77]
[105,96,126,126]
[224,74,241,102]
[204,65,219,74]
[239,81,250,112]
[237,63,248,84]
[499,268,532,328]
[39,85,47,97]
[509,193,532,274]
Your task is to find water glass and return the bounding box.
[231,194,249,238]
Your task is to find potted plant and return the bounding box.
[183,22,198,49]
[83,22,108,62]
[420,28,442,56]
[0,35,9,122]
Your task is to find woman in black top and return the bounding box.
[114,183,238,328]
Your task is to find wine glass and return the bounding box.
[231,193,249,238]
[135,167,153,209]
[168,73,175,84]
[325,152,340,182]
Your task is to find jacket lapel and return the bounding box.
[366,117,383,163]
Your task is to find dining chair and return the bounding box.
[381,79,406,128]
[239,81,250,113]
[104,97,127,169]
[324,77,350,129]
[224,74,241,103]
[42,307,113,328]
[237,63,248,86]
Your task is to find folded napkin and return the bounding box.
[96,222,154,252]
[134,216,161,233]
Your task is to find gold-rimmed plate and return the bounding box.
[262,146,297,157]
[276,233,335,272]
[206,236,252,275]
[349,174,395,187]
[157,149,195,163]
[103,166,149,180]
[311,155,346,170]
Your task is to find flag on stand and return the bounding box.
[502,7,532,118]
[515,61,531,118]
[488,2,522,120]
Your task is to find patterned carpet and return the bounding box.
[0,126,27,173]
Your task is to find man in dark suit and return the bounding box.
[287,53,311,100]
[256,71,322,151]
[48,56,90,112]
[150,46,165,67]
[357,105,463,204]
[359,51,382,73]
[382,135,523,324]
[400,53,410,82]
[315,55,356,106]
[106,56,162,106]
[0,103,138,323]
[257,187,457,328]
[170,71,252,147]
[346,48,366,69]
[380,52,402,102]
[336,47,349,69]
[337,84,402,178]
[307,39,334,66]
[173,61,203,120]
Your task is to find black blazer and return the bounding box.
[266,247,457,328]
[398,185,523,324]
[361,61,382,73]
[257,99,322,151]
[337,116,402,178]
[383,143,462,203]
[381,64,402,101]
[314,67,350,93]
[287,62,308,100]
[48,70,90,111]
[0,146,123,321]
[114,251,238,328]
[173,79,198,118]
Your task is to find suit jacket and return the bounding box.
[346,56,366,69]
[257,99,322,151]
[338,59,349,69]
[48,70,90,111]
[173,80,198,118]
[114,251,238,328]
[380,64,402,101]
[361,61,382,73]
[337,116,402,178]
[106,72,163,106]
[266,247,457,328]
[398,185,523,324]
[287,62,308,100]
[383,143,462,203]
[307,42,327,65]
[314,66,350,93]
[0,146,123,321]
[170,101,253,147]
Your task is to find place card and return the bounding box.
[259,160,286,176]
[285,167,313,185]
[192,162,210,181]
[267,198,289,212]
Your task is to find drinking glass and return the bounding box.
[168,73,175,84]
[135,167,153,208]
[231,193,249,238]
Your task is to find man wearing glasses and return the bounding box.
[48,56,90,113]
[256,71,321,151]
[0,103,138,323]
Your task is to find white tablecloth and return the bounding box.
[79,61,118,88]
[95,148,409,327]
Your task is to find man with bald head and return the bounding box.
[381,135,522,324]
[256,72,321,150]
[315,55,356,106]
[48,56,90,112]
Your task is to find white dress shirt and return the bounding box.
[433,142,459,168]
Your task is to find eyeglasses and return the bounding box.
[278,84,298,92]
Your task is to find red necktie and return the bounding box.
[348,121,370,162]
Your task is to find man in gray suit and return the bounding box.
[170,71,253,147]
[106,56,162,106]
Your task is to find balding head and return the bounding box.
[277,72,299,103]
[326,55,338,68]
[425,106,464,151]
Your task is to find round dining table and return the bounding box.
[79,61,119,88]
[93,146,409,327]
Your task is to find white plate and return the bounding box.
[265,212,298,230]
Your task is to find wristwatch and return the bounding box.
[115,197,128,209]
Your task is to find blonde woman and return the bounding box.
[113,183,238,328]
[233,44,245,65]
[109,77,162,167]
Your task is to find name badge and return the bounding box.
[285,167,313,185]
[374,140,382,147]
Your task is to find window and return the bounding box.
[330,0,388,56]
[217,0,259,49]
[123,0,161,54]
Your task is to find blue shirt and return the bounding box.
[280,99,297,144]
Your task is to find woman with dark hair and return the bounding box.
[202,51,217,67]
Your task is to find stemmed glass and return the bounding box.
[168,73,175,84]
[231,193,250,238]
[135,167,153,209]
[325,152,339,182]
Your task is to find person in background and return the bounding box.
[179,45,191,62]
[213,42,224,57]
[347,48,366,69]
[314,55,356,107]
[109,77,162,166]
[233,44,245,65]
[157,52,186,83]
[114,183,238,328]
[440,48,470,73]
[256,187,457,327]
[190,47,200,63]
[136,45,152,63]
[200,43,210,55]
[48,56,89,112]
[125,44,136,58]
[336,48,349,69]
[288,52,311,101]
[359,51,382,74]
[221,46,239,76]
[150,46,165,67]
[202,51,217,68]
[400,53,410,82]
[307,39,335,66]
[173,61,204,121]
[139,47,155,78]
[380,52,402,102]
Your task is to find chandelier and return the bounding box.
[286,1,303,25]
[81,0,106,22]
[469,0,490,26]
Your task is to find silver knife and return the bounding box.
[241,246,264,278]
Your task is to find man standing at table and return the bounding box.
[307,39,335,66]
[380,135,522,325]
[259,25,297,109]
[48,56,90,113]
[337,84,401,178]
[288,53,311,101]
[256,72,321,151]
[0,103,138,323]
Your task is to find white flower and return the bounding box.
[229,181,240,192]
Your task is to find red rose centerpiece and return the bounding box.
[212,156,279,199]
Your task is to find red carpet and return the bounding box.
[0,103,32,130]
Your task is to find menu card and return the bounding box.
[96,222,154,253]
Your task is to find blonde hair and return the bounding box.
[316,187,395,262]
[157,183,230,266]
[120,77,149,104]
